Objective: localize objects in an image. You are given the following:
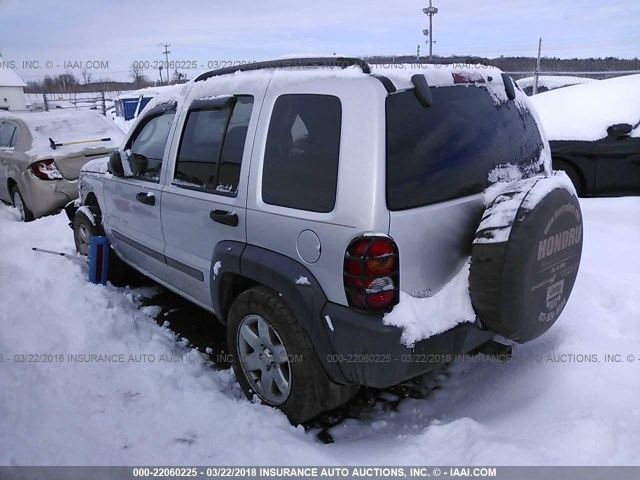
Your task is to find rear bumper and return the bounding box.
[22,173,79,218]
[321,302,494,388]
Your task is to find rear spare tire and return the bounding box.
[470,173,583,343]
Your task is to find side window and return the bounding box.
[126,110,175,182]
[262,94,342,213]
[0,123,17,148]
[174,96,253,195]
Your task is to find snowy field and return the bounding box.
[1,197,639,465]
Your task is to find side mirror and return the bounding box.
[607,123,633,138]
[108,151,124,177]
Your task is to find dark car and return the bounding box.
[531,74,640,197]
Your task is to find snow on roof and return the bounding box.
[372,63,504,88]
[188,62,508,95]
[530,74,640,141]
[0,57,27,87]
[0,110,124,158]
[118,84,179,100]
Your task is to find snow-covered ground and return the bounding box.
[1,197,639,465]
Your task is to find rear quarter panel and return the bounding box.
[246,73,390,306]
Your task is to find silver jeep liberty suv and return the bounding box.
[68,57,583,424]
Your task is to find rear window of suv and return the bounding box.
[386,85,544,211]
[262,94,341,213]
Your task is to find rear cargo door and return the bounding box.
[386,85,545,296]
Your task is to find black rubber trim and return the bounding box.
[411,74,433,107]
[372,74,396,93]
[111,230,164,262]
[111,230,203,281]
[195,57,371,82]
[165,256,204,281]
[501,73,516,100]
[210,242,349,384]
[64,200,78,225]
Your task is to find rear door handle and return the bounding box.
[136,192,155,206]
[210,210,238,227]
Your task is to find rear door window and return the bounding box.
[386,86,544,210]
[262,94,342,213]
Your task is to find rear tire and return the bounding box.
[11,185,34,222]
[227,286,357,424]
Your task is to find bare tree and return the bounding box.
[129,63,147,87]
[81,69,92,85]
[57,72,78,92]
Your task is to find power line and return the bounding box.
[157,42,171,85]
[422,1,438,59]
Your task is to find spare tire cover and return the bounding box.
[470,176,583,343]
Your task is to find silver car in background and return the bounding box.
[0,110,123,221]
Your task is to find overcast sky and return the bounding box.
[1,0,638,83]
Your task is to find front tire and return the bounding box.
[11,185,34,222]
[73,206,104,256]
[227,286,357,424]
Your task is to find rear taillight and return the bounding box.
[30,160,63,180]
[344,236,399,312]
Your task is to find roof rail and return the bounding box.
[194,57,372,82]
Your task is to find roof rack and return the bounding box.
[194,57,372,82]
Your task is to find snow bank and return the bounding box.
[1,196,640,465]
[0,206,332,465]
[383,261,475,347]
[530,74,640,141]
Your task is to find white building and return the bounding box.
[0,57,27,111]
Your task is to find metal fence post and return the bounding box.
[533,37,542,95]
[43,92,49,112]
[101,91,106,116]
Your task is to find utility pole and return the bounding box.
[417,44,421,62]
[422,1,438,59]
[158,42,171,85]
[533,37,542,95]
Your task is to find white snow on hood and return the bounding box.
[530,74,640,141]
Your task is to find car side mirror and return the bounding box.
[607,123,633,138]
[108,151,124,177]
